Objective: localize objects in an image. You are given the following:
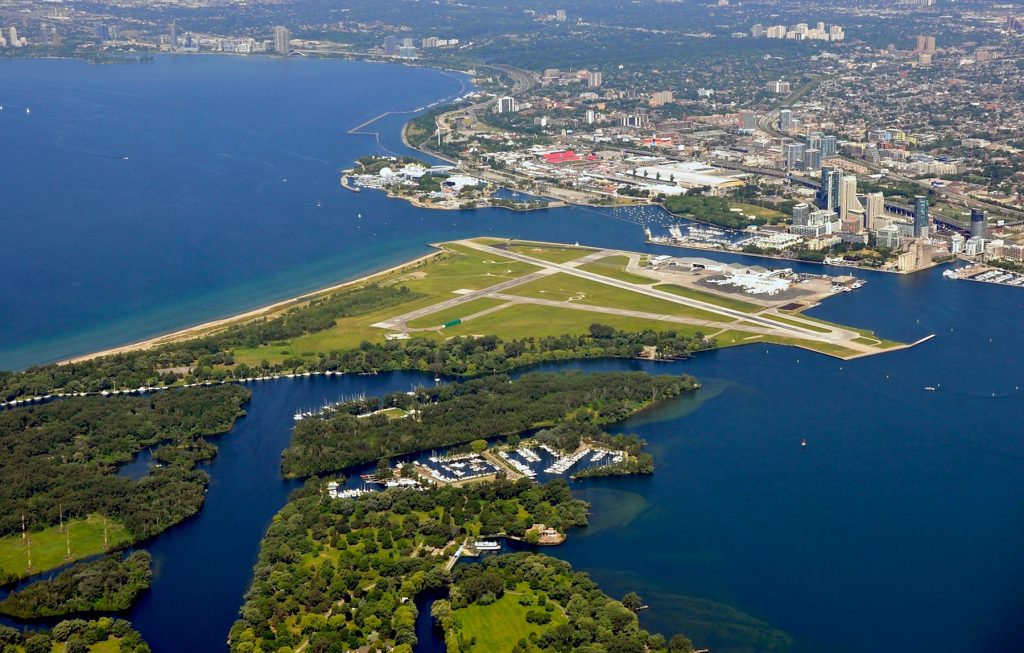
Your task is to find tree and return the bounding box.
[376,458,393,479]
[668,634,695,652]
[621,591,643,612]
[25,634,53,653]
[470,439,488,453]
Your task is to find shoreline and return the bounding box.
[58,250,444,365]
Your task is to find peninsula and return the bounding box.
[1,238,918,408]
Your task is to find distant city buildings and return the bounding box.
[587,71,602,88]
[752,21,844,41]
[421,36,459,48]
[383,35,398,56]
[766,80,791,95]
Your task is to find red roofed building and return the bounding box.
[543,150,580,164]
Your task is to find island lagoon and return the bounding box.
[2,56,1024,653]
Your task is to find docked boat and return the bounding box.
[473,541,500,551]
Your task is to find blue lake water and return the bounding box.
[2,56,1024,653]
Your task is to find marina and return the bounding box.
[943,263,1024,287]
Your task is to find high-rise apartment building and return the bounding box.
[497,97,518,114]
[913,196,929,238]
[803,149,821,172]
[785,142,806,171]
[779,109,793,131]
[840,174,865,231]
[818,167,842,211]
[820,135,838,157]
[970,208,987,239]
[865,192,885,230]
[273,26,290,54]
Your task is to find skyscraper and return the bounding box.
[803,149,821,172]
[168,22,177,49]
[913,196,929,238]
[865,192,885,230]
[840,175,865,232]
[588,71,602,88]
[792,203,811,226]
[970,208,987,239]
[779,109,793,131]
[95,22,110,41]
[820,135,837,157]
[785,143,805,171]
[273,26,290,55]
[818,167,842,211]
[807,131,823,152]
[383,35,398,56]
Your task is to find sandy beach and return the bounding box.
[59,249,444,365]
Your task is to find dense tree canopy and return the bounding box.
[230,479,589,653]
[0,551,152,618]
[283,371,697,477]
[0,386,250,541]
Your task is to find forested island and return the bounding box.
[230,479,692,653]
[0,386,249,582]
[0,617,150,653]
[0,551,152,618]
[283,371,697,477]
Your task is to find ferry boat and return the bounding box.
[924,386,936,391]
[473,541,501,551]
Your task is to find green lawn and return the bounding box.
[652,283,762,313]
[454,585,566,652]
[505,273,733,323]
[577,255,656,285]
[712,330,859,358]
[0,515,132,580]
[443,303,708,340]
[82,639,124,653]
[406,297,509,328]
[503,241,598,264]
[232,246,539,366]
[730,202,787,222]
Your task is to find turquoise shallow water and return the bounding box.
[2,56,1024,653]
